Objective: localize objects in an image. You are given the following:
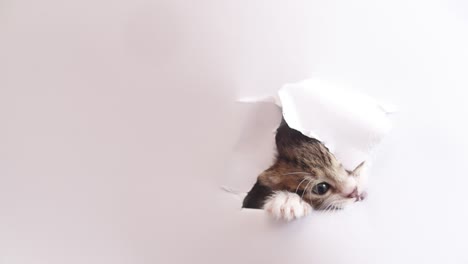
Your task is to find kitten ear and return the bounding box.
[350,161,366,176]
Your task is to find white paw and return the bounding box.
[263,191,312,221]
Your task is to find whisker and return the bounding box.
[331,202,340,212]
[322,199,345,213]
[333,199,350,210]
[295,177,309,194]
[301,179,313,200]
[307,181,315,198]
[319,201,329,212]
[335,201,343,211]
[283,172,313,176]
[323,204,332,213]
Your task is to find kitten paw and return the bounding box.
[263,191,312,221]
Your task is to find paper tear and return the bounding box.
[220,186,247,201]
[238,95,282,107]
[243,78,394,171]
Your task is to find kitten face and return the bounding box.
[258,158,368,210]
[243,120,369,211]
[299,161,368,210]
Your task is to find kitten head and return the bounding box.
[258,122,369,210]
[299,160,368,210]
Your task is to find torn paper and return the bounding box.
[240,78,394,172]
[277,79,393,170]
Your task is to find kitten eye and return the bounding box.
[312,182,330,195]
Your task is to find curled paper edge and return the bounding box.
[237,79,395,171]
[237,95,282,107]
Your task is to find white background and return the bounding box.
[1,0,468,263]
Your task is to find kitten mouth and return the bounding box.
[348,191,367,203]
[356,191,368,201]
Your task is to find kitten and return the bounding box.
[242,119,368,221]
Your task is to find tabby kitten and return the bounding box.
[242,119,368,221]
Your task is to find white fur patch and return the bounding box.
[263,191,312,221]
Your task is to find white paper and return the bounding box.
[228,78,394,195]
[277,78,394,170]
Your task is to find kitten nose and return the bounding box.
[346,188,359,199]
[359,191,368,201]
